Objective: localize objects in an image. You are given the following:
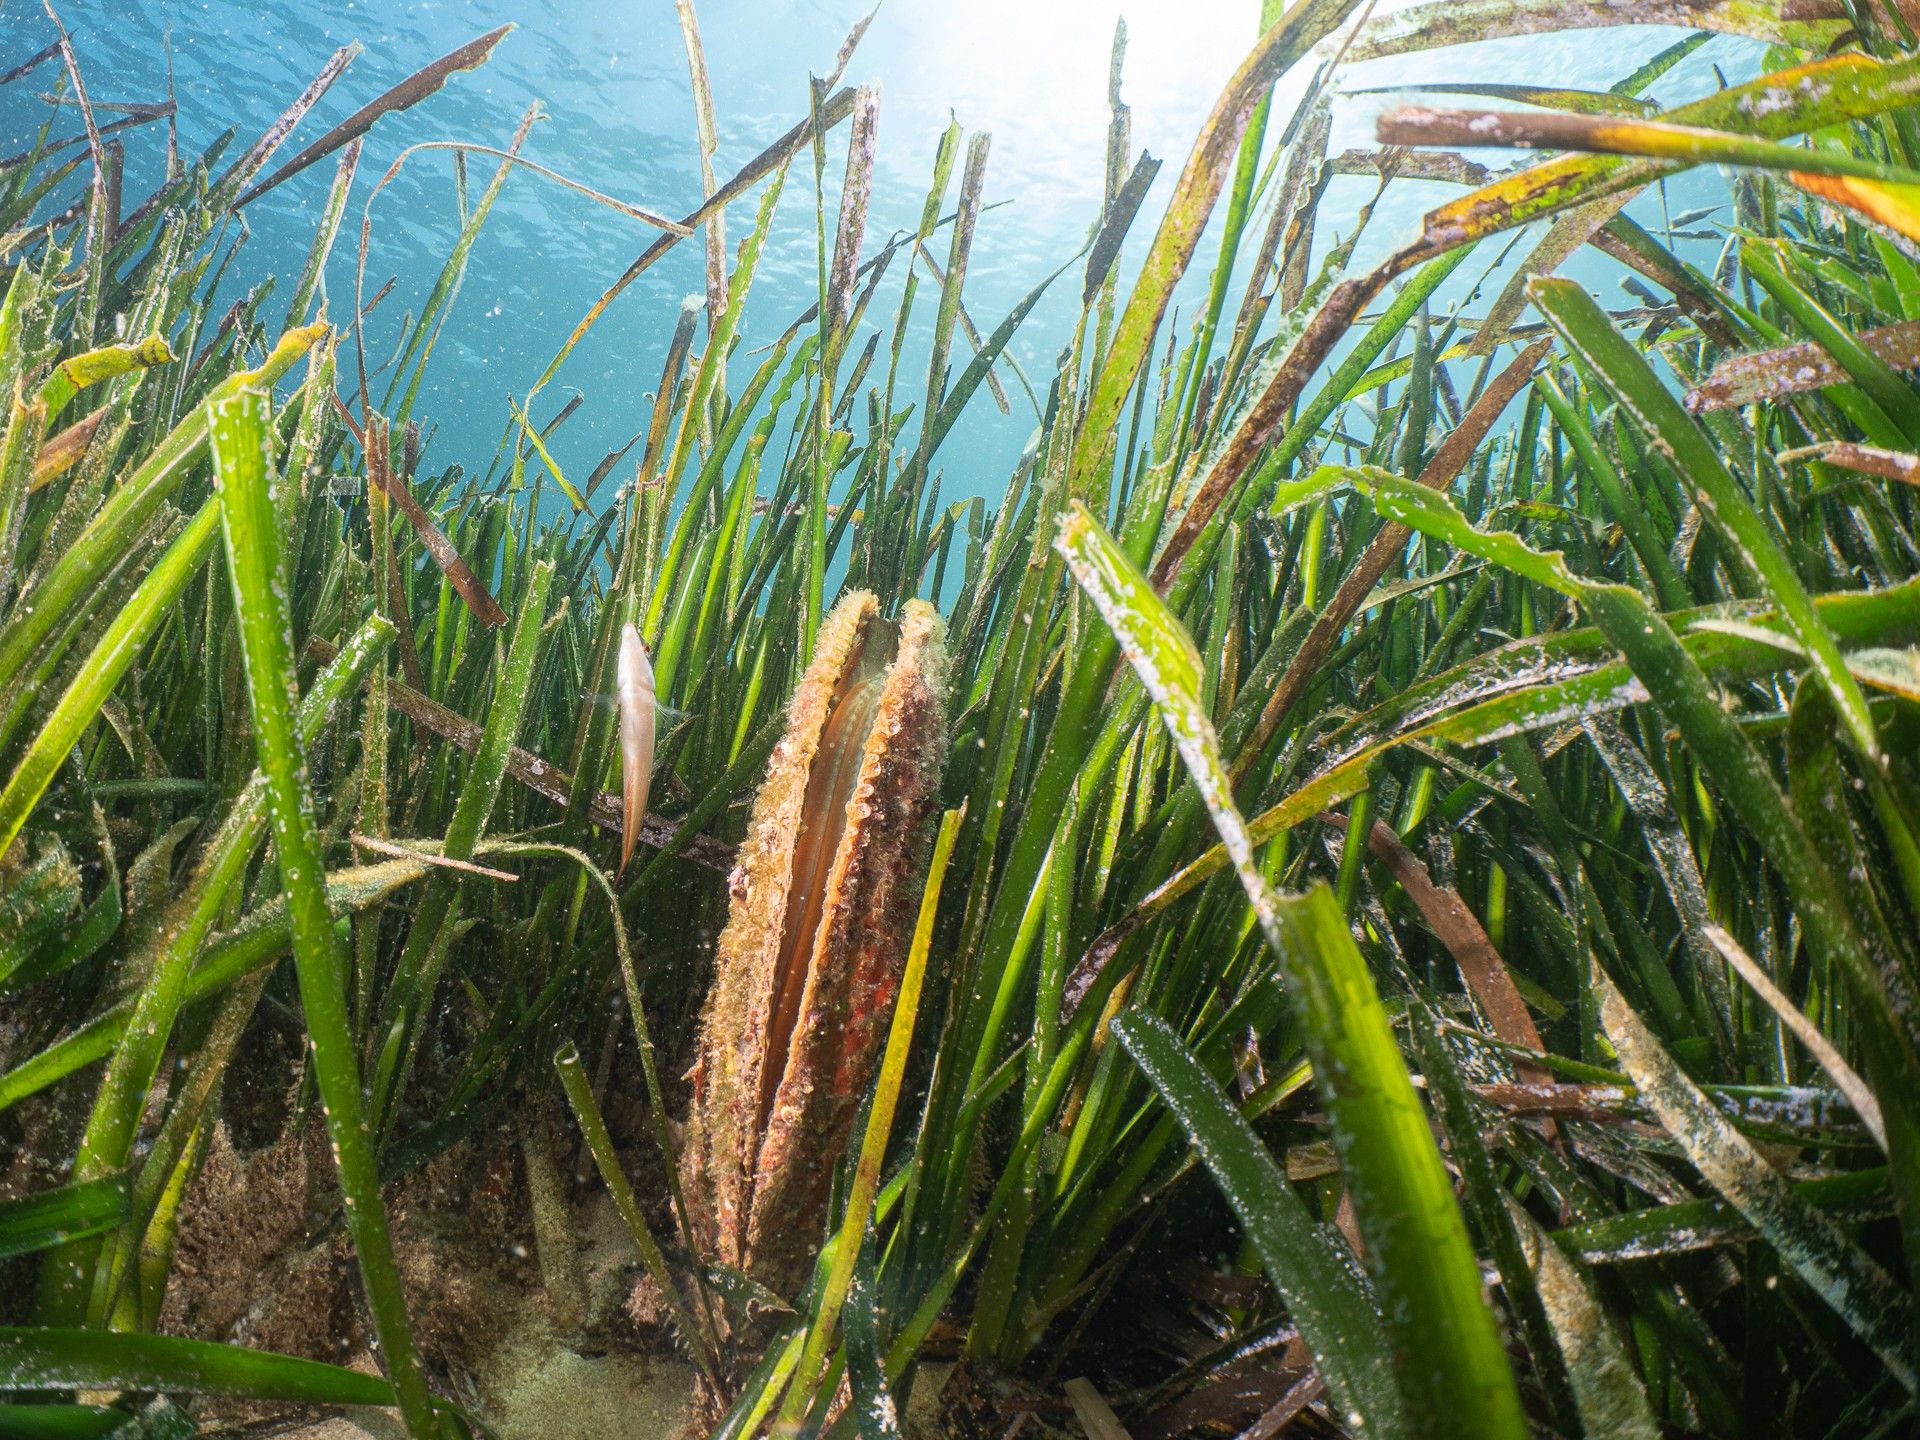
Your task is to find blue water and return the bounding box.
[2,2,1746,507]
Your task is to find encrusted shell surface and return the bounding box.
[683,592,947,1299]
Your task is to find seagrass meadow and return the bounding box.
[2,0,1920,1435]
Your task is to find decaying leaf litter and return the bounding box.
[2,0,1920,1436]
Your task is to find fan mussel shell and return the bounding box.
[683,590,947,1303]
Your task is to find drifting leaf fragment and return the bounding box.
[617,623,656,875]
[238,25,513,206]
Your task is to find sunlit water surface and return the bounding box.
[1,1,1747,506]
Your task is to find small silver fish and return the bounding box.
[617,622,656,874]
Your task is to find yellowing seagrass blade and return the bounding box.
[617,622,656,874]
